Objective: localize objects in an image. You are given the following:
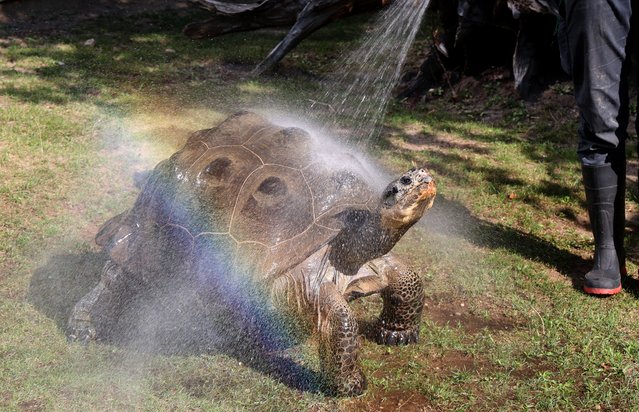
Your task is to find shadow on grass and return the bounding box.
[376,119,629,292]
[1,9,267,110]
[422,195,590,291]
[27,251,323,394]
[0,5,367,110]
[426,194,639,297]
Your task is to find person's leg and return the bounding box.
[565,0,632,294]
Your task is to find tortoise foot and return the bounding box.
[328,367,367,397]
[67,309,97,345]
[375,323,419,346]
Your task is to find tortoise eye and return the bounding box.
[400,176,412,185]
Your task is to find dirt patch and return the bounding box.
[526,86,577,116]
[354,348,497,410]
[452,74,495,103]
[428,350,493,376]
[345,390,436,412]
[545,268,575,287]
[17,398,44,412]
[425,294,519,334]
[1,391,12,408]
[508,357,554,380]
[179,375,212,398]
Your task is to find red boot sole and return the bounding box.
[583,285,622,295]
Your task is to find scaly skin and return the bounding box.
[270,256,366,396]
[373,256,424,345]
[317,282,366,396]
[66,260,128,343]
[271,251,424,396]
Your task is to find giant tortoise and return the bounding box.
[67,111,436,395]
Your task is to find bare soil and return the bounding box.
[425,294,518,335]
[346,389,436,412]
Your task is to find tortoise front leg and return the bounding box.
[67,260,128,344]
[370,254,424,345]
[317,282,367,396]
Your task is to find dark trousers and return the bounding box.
[564,0,636,166]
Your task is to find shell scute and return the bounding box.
[169,145,262,233]
[123,223,194,279]
[267,223,339,276]
[244,126,314,169]
[303,164,373,230]
[193,233,238,286]
[187,111,270,148]
[125,159,177,229]
[230,165,314,246]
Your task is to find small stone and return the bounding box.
[454,312,462,316]
[84,38,96,47]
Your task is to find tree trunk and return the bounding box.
[399,0,563,101]
[185,0,394,74]
[184,0,303,39]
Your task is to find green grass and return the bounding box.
[2,5,639,412]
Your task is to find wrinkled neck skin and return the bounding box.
[328,208,416,276]
[380,198,430,231]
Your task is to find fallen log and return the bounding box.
[185,0,394,74]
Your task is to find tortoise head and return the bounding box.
[379,168,436,230]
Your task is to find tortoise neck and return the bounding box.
[328,211,409,276]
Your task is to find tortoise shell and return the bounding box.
[96,111,380,281]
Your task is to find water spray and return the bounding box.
[308,0,431,146]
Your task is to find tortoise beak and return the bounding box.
[413,169,436,203]
[418,179,436,202]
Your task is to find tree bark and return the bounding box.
[185,0,394,74]
[399,0,563,101]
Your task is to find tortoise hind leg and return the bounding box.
[317,282,366,396]
[67,260,129,344]
[370,254,425,345]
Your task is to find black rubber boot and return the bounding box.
[613,156,626,277]
[613,162,628,276]
[582,163,622,295]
